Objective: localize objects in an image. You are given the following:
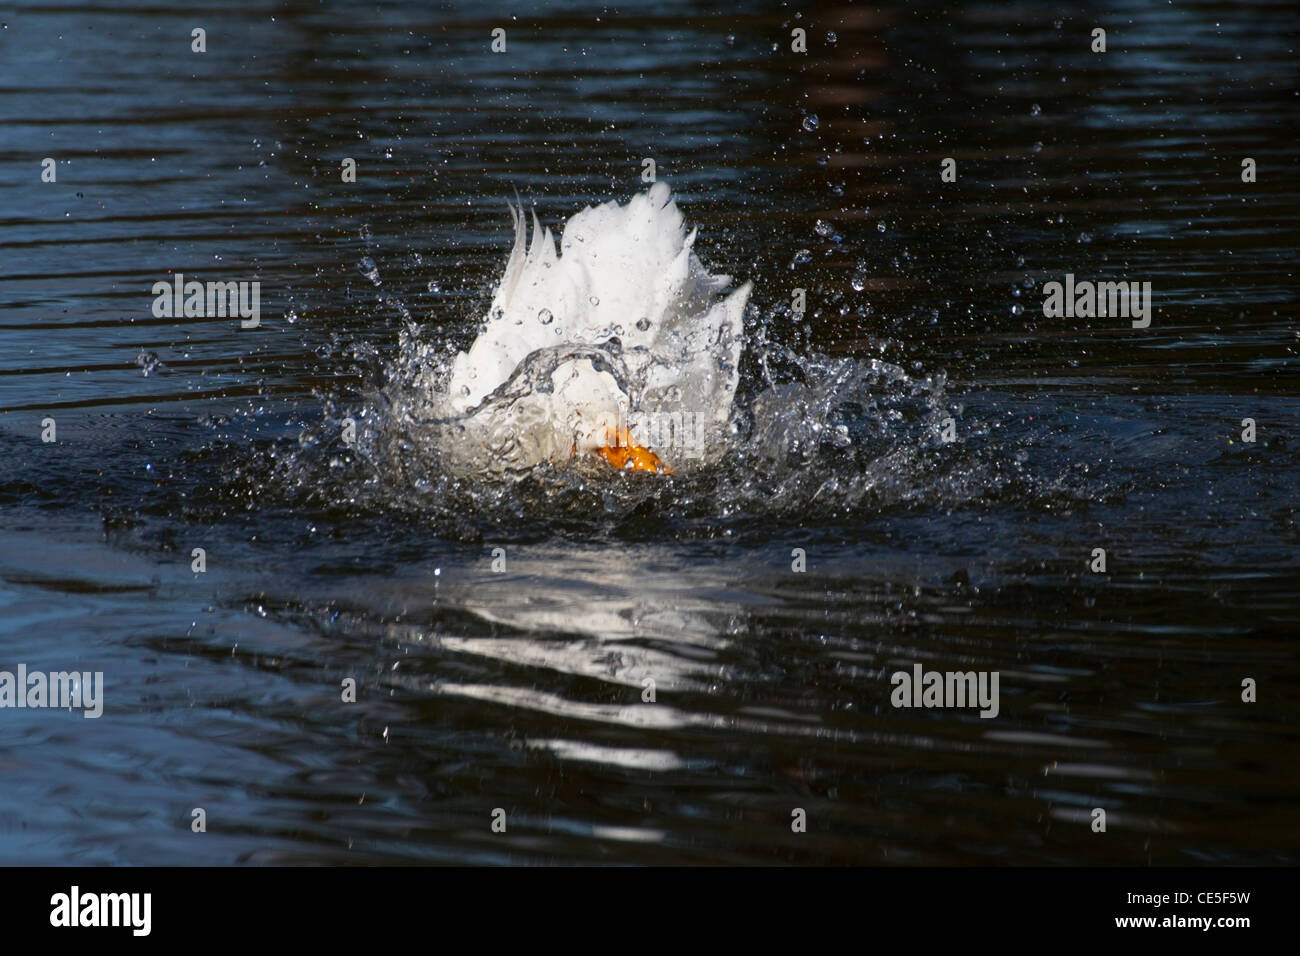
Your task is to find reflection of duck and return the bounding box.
[443,183,750,473]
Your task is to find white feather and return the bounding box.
[442,183,750,469]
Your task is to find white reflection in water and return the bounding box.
[525,738,686,772]
[433,546,735,694]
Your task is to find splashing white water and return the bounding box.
[266,187,985,530]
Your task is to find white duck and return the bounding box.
[441,183,750,474]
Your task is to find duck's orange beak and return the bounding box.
[595,427,673,474]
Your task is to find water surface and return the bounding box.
[1,0,1297,864]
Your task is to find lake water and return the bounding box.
[1,0,1297,864]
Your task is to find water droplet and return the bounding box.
[802,114,819,132]
[850,264,868,292]
[426,280,441,292]
[359,257,381,285]
[826,31,838,44]
[136,351,162,376]
[589,295,599,306]
[491,306,504,321]
[1030,103,1042,117]
[790,248,813,268]
[876,220,887,233]
[1011,303,1025,316]
[538,308,553,324]
[636,316,651,331]
[814,219,834,237]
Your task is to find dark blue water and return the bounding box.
[1,0,1297,864]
